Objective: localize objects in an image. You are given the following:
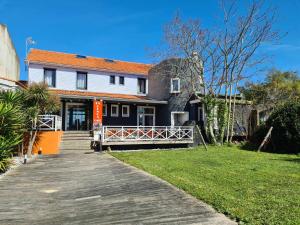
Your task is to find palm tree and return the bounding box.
[22,83,60,156]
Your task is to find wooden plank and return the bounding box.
[258,126,273,152]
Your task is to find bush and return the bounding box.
[266,102,300,154]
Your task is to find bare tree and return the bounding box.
[156,0,279,144]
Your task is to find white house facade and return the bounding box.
[26,49,166,131]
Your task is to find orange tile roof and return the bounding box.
[27,49,152,76]
[50,89,167,104]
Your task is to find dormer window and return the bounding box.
[171,78,180,93]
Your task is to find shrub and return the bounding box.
[266,101,300,154]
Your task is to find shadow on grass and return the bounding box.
[270,157,300,163]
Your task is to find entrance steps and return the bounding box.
[60,131,92,151]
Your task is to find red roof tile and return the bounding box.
[27,49,152,76]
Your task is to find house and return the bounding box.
[0,24,21,90]
[26,49,170,131]
[26,49,250,149]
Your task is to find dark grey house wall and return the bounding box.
[148,59,202,126]
[102,103,137,126]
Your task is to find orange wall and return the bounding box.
[31,131,63,155]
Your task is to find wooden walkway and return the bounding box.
[0,150,236,225]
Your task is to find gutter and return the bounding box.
[58,94,168,104]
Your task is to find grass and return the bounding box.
[111,146,300,225]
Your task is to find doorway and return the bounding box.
[65,103,87,130]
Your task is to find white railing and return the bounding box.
[102,126,194,143]
[33,115,62,131]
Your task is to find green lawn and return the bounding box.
[111,146,300,225]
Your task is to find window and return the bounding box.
[171,78,180,93]
[44,68,56,87]
[122,105,130,117]
[137,106,155,126]
[138,78,146,94]
[76,72,87,89]
[111,104,119,117]
[119,76,125,85]
[103,104,107,116]
[110,75,115,84]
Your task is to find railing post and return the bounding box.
[121,127,124,140]
[151,126,154,140]
[165,126,168,140]
[54,116,57,131]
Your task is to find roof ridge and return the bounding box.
[30,48,153,66]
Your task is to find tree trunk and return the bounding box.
[225,81,233,143]
[229,82,238,143]
[27,130,37,157]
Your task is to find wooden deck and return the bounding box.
[0,150,235,225]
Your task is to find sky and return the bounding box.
[1,0,300,81]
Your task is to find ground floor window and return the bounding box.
[137,106,155,126]
[122,105,130,117]
[103,104,107,116]
[111,104,119,117]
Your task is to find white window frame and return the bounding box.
[103,104,107,116]
[111,104,119,117]
[137,106,156,126]
[122,105,130,117]
[170,78,180,93]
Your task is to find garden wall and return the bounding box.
[24,131,63,155]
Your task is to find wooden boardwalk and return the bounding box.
[0,150,236,225]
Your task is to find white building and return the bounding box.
[0,24,20,90]
[27,49,167,131]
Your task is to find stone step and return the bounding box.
[60,148,92,150]
[61,136,93,141]
[60,145,91,149]
[61,140,91,143]
[62,133,91,137]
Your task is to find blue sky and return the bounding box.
[1,0,300,81]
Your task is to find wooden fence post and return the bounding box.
[258,126,273,152]
[196,125,208,151]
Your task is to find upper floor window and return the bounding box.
[138,78,146,94]
[44,68,56,87]
[110,75,115,84]
[119,76,125,85]
[77,72,87,90]
[171,78,180,93]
